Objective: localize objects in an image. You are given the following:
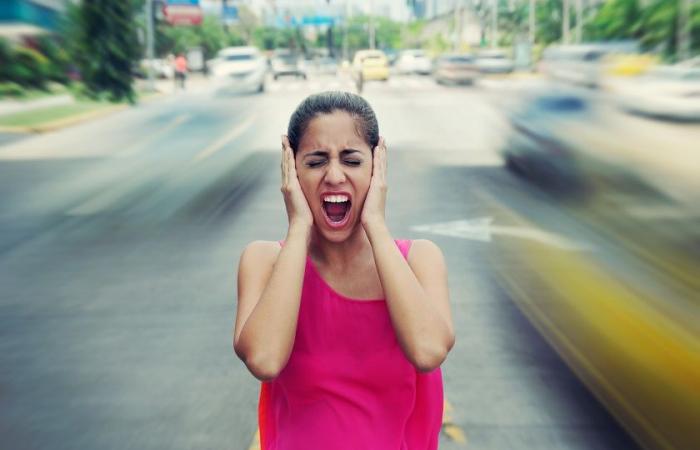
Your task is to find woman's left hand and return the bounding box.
[361,137,388,230]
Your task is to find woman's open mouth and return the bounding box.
[321,193,352,229]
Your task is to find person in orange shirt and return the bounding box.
[174,53,188,90]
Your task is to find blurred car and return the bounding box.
[270,50,306,80]
[500,88,594,192]
[352,49,390,81]
[433,54,479,85]
[314,56,338,76]
[209,46,267,93]
[384,49,399,66]
[539,45,606,87]
[395,49,433,75]
[540,42,640,88]
[475,50,514,74]
[613,65,700,121]
[136,59,174,79]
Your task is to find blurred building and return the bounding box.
[0,0,71,40]
[407,0,427,19]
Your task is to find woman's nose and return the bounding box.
[324,161,346,184]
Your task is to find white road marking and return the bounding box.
[193,113,258,162]
[118,113,190,157]
[412,217,589,250]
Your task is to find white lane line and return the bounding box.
[412,217,590,251]
[118,113,190,157]
[193,112,258,162]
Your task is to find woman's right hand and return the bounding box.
[281,135,314,232]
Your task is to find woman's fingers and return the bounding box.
[373,137,387,182]
[281,141,287,186]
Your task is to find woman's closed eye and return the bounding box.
[306,159,362,168]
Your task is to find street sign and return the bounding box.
[223,5,238,23]
[163,3,202,26]
[274,14,336,28]
[301,15,335,26]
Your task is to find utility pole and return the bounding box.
[562,0,570,44]
[145,0,155,92]
[575,0,582,43]
[529,0,536,44]
[453,0,462,51]
[491,0,498,48]
[677,0,691,61]
[368,0,375,49]
[343,0,350,61]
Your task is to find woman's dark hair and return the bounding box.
[287,91,379,155]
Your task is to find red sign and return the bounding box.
[163,5,203,26]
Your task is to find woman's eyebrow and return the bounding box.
[303,149,363,158]
[303,150,329,159]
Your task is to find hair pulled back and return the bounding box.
[287,91,379,154]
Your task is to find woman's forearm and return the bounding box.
[365,221,452,371]
[235,226,310,380]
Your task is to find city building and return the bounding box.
[0,0,70,40]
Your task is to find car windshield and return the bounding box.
[224,54,254,61]
[534,96,587,113]
[447,56,474,63]
[277,55,299,63]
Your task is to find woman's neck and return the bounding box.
[309,225,374,270]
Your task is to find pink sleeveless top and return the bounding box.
[258,239,443,450]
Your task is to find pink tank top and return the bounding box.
[258,239,443,450]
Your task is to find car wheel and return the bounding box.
[258,82,265,93]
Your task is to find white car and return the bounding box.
[475,50,515,74]
[395,50,432,75]
[613,65,700,121]
[209,46,267,93]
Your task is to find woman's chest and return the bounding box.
[280,308,416,399]
[314,262,384,300]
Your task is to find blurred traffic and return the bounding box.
[1,1,698,450]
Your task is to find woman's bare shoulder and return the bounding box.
[407,239,444,261]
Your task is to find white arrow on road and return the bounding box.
[411,217,588,251]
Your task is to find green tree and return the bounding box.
[586,0,642,41]
[76,0,141,102]
[535,0,564,45]
[253,26,301,51]
[36,35,71,84]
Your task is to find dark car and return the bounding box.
[433,54,479,85]
[270,50,306,80]
[501,89,594,193]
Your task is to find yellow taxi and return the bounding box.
[352,49,390,81]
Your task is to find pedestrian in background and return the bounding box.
[234,91,454,449]
[174,53,187,90]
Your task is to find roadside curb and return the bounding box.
[0,91,167,135]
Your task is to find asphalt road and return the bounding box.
[0,73,640,449]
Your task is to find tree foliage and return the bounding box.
[75,0,141,103]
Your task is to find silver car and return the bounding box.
[209,46,267,94]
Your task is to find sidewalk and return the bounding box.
[0,94,74,117]
[0,76,209,136]
[136,72,212,95]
